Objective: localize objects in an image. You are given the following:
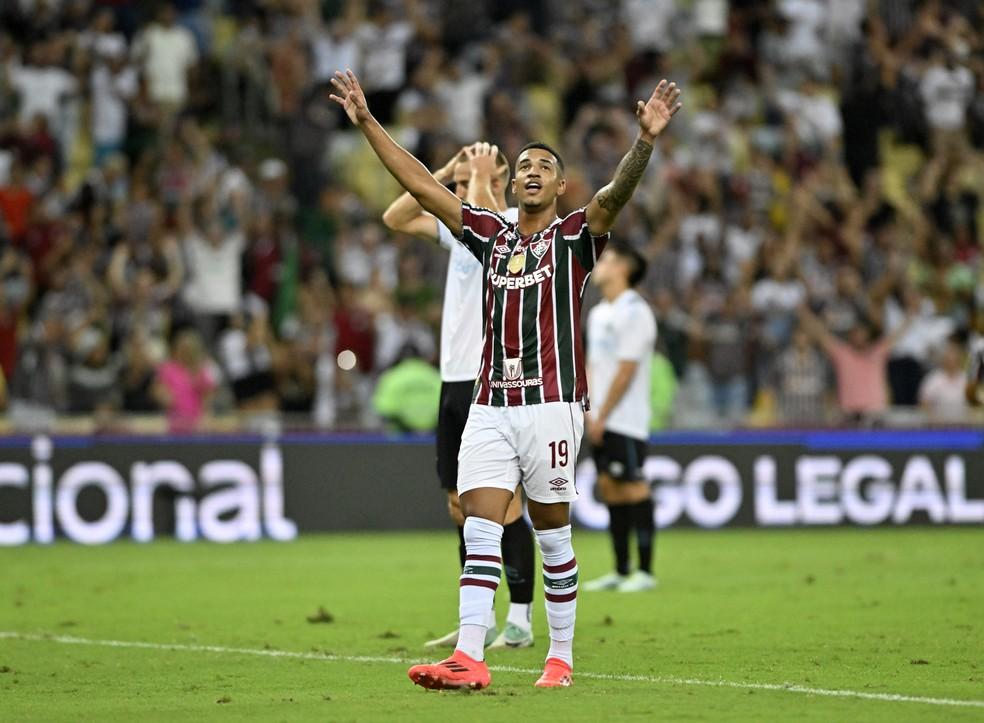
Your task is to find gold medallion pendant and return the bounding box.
[507,251,526,274]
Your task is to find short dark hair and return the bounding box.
[517,141,565,174]
[607,239,648,287]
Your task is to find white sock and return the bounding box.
[535,525,577,668]
[457,624,487,660]
[486,606,497,630]
[455,517,503,661]
[507,602,532,630]
[547,638,572,667]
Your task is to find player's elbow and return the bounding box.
[586,203,617,237]
[381,208,400,231]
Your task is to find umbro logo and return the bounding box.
[548,478,567,491]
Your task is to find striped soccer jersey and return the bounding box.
[457,202,609,408]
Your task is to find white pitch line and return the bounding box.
[1,631,982,710]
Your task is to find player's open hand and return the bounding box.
[636,80,682,143]
[329,69,371,126]
[465,142,499,178]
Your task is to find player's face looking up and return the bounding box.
[512,149,566,212]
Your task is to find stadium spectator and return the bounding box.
[920,45,975,159]
[918,336,969,422]
[9,316,68,430]
[690,287,754,424]
[0,242,31,377]
[132,3,198,114]
[772,326,829,425]
[179,197,244,344]
[119,332,161,414]
[5,39,78,152]
[153,327,217,433]
[799,305,913,424]
[0,159,34,245]
[353,1,420,124]
[88,26,136,166]
[372,346,442,433]
[218,304,278,414]
[66,326,119,418]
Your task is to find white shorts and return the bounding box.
[457,401,585,503]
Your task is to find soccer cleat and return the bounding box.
[616,570,658,592]
[423,625,498,649]
[408,649,491,690]
[488,622,534,649]
[534,657,573,688]
[582,571,626,591]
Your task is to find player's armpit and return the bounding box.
[458,203,507,262]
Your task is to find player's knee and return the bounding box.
[529,504,570,532]
[533,522,572,556]
[462,516,503,546]
[459,489,512,525]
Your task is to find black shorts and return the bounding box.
[592,431,648,482]
[436,380,475,490]
[231,371,275,402]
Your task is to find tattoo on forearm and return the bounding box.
[596,137,654,214]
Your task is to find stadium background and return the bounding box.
[1,2,983,720]
[1,0,983,437]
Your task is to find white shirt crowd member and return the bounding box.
[587,288,658,441]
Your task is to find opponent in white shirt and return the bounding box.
[382,143,534,650]
[966,310,984,406]
[583,240,658,594]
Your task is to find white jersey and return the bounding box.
[587,288,657,440]
[437,206,518,382]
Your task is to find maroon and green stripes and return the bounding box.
[543,556,578,603]
[460,553,502,591]
[459,204,607,409]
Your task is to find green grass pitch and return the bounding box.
[0,528,982,721]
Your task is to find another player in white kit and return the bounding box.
[382,144,536,650]
[583,241,658,593]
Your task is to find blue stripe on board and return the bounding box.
[0,433,436,448]
[0,430,980,450]
[646,429,984,450]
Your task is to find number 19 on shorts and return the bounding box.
[549,440,569,468]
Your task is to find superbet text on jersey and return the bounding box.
[457,203,608,408]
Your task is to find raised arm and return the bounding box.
[797,304,839,356]
[586,80,682,236]
[463,142,501,211]
[381,149,464,242]
[330,69,463,236]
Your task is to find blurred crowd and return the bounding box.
[0,0,982,433]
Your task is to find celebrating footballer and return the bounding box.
[330,67,682,691]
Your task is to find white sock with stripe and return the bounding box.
[456,516,503,661]
[536,525,577,668]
